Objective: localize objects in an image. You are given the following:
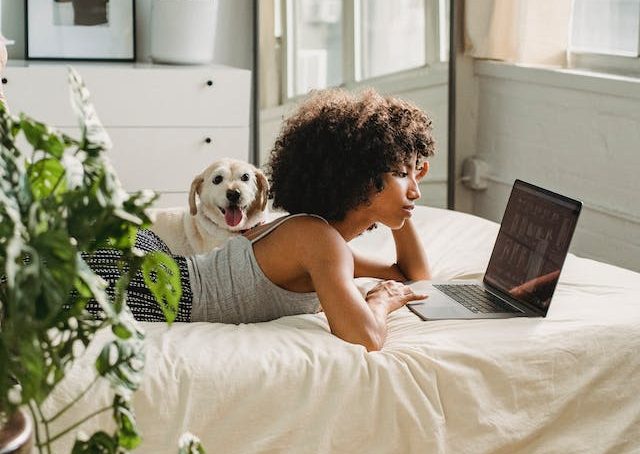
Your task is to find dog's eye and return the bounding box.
[241,173,250,182]
[213,175,223,185]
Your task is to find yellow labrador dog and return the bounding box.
[149,158,269,255]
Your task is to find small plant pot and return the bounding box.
[150,0,218,65]
[0,409,33,454]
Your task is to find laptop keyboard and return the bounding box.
[433,284,521,314]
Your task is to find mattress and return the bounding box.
[45,206,640,453]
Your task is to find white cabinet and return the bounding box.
[2,61,251,208]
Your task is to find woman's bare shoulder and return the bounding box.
[280,216,349,258]
[281,215,337,236]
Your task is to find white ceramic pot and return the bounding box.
[150,0,218,65]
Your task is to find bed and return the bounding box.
[44,206,640,453]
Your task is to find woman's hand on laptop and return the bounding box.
[365,280,428,313]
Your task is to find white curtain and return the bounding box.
[464,0,573,66]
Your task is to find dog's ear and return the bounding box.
[189,174,204,216]
[247,169,269,217]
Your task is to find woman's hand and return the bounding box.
[365,280,428,313]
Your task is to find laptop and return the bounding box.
[408,179,582,320]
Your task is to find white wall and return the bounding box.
[470,61,640,272]
[259,67,450,209]
[0,0,253,69]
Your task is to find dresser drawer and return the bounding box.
[57,126,250,193]
[3,63,251,127]
[153,192,190,209]
[108,127,249,192]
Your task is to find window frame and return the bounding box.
[279,0,448,103]
[568,2,640,78]
[569,51,640,78]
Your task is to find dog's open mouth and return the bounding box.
[218,206,244,227]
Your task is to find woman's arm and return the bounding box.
[300,223,426,351]
[353,218,431,282]
[391,218,431,281]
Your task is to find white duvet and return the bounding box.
[45,207,640,453]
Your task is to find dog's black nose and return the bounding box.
[226,189,241,203]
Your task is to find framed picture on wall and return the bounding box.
[26,0,135,61]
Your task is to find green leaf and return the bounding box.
[20,116,48,151]
[71,431,118,454]
[44,133,66,158]
[68,67,112,151]
[141,252,182,324]
[28,158,66,200]
[95,339,145,397]
[113,395,141,450]
[31,230,77,322]
[18,116,67,159]
[15,336,47,404]
[0,338,15,413]
[76,255,113,318]
[112,323,133,340]
[178,432,207,454]
[111,304,145,342]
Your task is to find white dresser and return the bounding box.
[2,61,251,207]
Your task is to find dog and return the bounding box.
[149,158,269,256]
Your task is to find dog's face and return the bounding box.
[189,158,269,231]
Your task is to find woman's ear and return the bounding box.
[416,160,429,181]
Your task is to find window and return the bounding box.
[287,0,343,96]
[570,0,640,76]
[280,0,449,100]
[358,0,426,80]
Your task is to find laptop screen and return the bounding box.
[483,180,582,314]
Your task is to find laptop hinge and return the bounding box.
[484,284,544,316]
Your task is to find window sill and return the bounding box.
[474,60,640,100]
[262,62,449,119]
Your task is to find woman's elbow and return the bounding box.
[359,329,385,352]
[365,340,383,352]
[338,330,384,352]
[413,267,432,281]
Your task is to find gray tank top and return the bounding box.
[186,213,325,323]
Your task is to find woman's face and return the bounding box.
[367,157,429,229]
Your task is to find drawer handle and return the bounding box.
[204,137,212,144]
[1,78,6,85]
[206,80,213,87]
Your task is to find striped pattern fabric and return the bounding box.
[82,229,192,322]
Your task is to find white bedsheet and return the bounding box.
[45,207,640,453]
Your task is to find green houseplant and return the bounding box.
[0,68,203,453]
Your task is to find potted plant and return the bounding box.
[0,68,204,453]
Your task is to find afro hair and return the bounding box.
[266,88,435,221]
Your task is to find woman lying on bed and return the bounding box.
[85,88,435,351]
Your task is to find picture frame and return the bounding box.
[26,0,136,61]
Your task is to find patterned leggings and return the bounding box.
[82,229,193,322]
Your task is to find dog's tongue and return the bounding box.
[225,206,243,227]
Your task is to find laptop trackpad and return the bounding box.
[408,302,472,320]
[407,282,476,320]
